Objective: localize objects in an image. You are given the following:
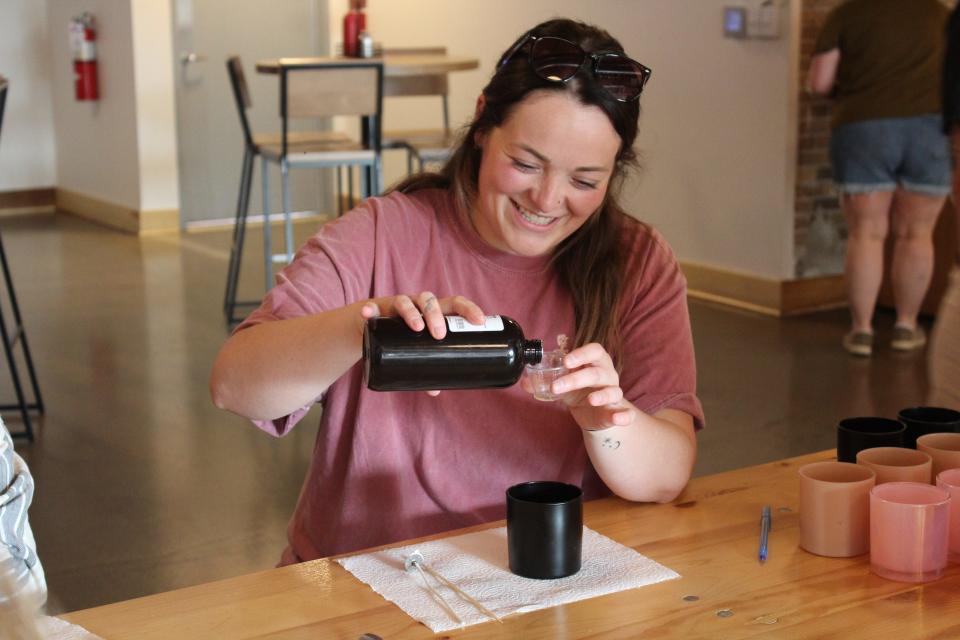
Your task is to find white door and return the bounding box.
[172,0,331,226]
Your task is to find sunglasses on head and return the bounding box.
[498,32,652,102]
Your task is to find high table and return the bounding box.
[62,450,960,638]
[255,53,480,76]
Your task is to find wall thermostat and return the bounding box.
[723,7,748,39]
[724,1,781,40]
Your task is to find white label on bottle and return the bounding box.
[446,315,504,332]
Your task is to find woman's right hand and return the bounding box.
[360,292,486,340]
[359,293,486,398]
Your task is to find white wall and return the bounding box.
[2,0,179,213]
[47,0,141,209]
[5,0,798,279]
[0,0,57,190]
[330,0,798,280]
[131,0,179,211]
[43,0,179,213]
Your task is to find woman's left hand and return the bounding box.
[520,343,696,502]
[551,343,634,431]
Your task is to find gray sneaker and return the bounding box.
[891,326,926,352]
[842,331,873,357]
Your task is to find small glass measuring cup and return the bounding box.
[525,350,568,402]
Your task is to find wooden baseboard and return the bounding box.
[781,274,847,315]
[55,188,179,235]
[0,188,56,215]
[681,261,846,316]
[183,211,332,234]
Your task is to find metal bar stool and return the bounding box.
[259,60,384,291]
[223,56,356,325]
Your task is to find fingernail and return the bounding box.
[553,380,565,392]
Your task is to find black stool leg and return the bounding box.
[224,146,254,322]
[347,166,355,209]
[336,166,344,216]
[0,234,42,441]
[223,151,246,314]
[0,305,32,441]
[0,236,43,416]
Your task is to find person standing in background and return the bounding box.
[808,0,951,357]
[929,3,960,409]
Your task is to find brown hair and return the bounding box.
[391,18,643,362]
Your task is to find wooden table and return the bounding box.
[255,53,480,77]
[62,451,960,638]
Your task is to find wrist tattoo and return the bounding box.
[601,437,621,450]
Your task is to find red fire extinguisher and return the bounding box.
[70,13,98,101]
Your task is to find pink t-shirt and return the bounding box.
[237,188,703,563]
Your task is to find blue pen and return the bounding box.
[758,505,771,563]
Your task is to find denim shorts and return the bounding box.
[829,114,951,196]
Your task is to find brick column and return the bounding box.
[795,0,845,277]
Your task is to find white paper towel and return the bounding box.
[39,616,104,639]
[337,525,680,633]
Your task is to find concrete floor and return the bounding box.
[0,211,930,614]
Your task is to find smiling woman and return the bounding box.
[395,17,647,358]
[471,90,620,258]
[210,18,703,566]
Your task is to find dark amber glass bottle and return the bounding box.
[363,315,543,391]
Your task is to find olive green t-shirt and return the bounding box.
[814,0,948,128]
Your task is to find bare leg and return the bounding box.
[843,191,893,333]
[889,189,945,329]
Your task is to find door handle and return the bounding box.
[180,52,208,65]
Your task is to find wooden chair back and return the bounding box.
[283,63,382,118]
[381,47,449,99]
[278,61,384,156]
[225,56,255,149]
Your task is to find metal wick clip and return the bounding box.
[404,551,502,624]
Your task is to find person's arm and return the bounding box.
[0,425,46,610]
[209,300,372,421]
[209,293,485,421]
[807,47,840,96]
[549,343,696,503]
[583,409,695,503]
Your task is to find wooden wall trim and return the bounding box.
[781,275,847,315]
[138,208,180,235]
[681,261,846,316]
[0,188,56,215]
[682,261,782,315]
[55,188,179,235]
